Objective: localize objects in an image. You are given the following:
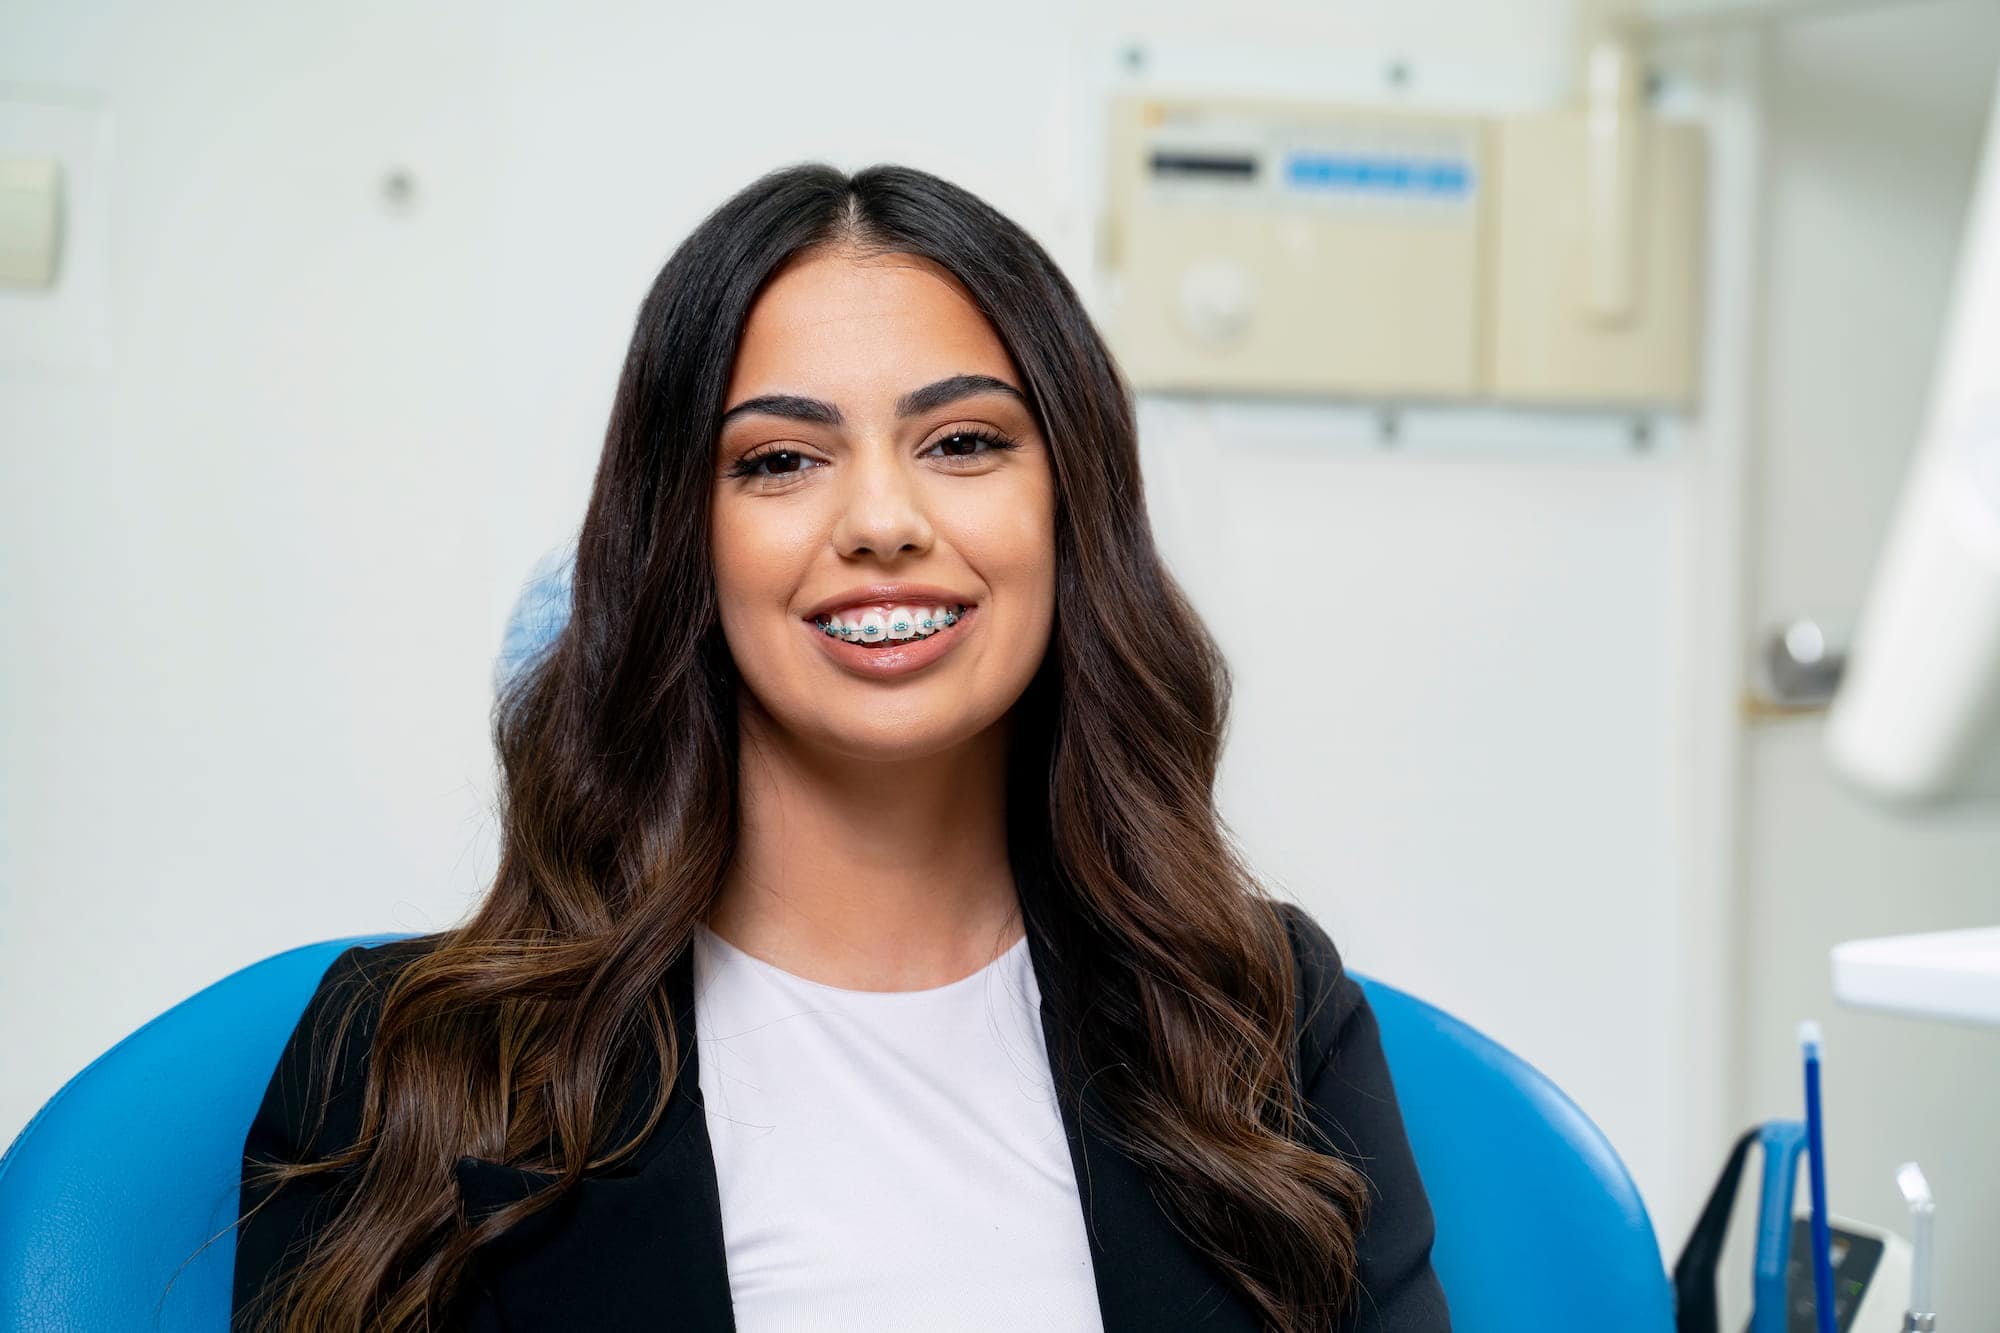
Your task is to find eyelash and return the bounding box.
[725,429,1021,482]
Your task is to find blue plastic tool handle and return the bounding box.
[1752,1120,1807,1333]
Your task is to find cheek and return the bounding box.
[955,469,1056,603]
[710,495,811,608]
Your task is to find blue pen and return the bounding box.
[1799,1021,1836,1333]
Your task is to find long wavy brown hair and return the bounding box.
[227,161,1372,1331]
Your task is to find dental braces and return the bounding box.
[819,608,962,640]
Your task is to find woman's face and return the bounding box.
[710,246,1057,761]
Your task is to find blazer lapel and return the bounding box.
[452,933,736,1330]
[1022,920,1263,1332]
[454,923,1260,1331]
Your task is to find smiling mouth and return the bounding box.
[811,603,974,648]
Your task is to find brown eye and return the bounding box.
[926,429,1020,461]
[727,447,822,481]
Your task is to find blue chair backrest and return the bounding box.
[0,934,406,1332]
[1,936,1673,1331]
[1359,976,1675,1331]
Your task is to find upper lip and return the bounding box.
[801,584,978,621]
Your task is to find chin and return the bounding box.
[809,716,978,763]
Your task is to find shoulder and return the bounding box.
[306,937,428,1003]
[294,936,434,1043]
[1271,899,1362,1084]
[1269,901,1455,1328]
[234,938,438,1323]
[251,937,436,1164]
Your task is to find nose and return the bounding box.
[829,440,935,560]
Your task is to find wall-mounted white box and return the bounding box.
[1487,113,1705,408]
[1105,92,1489,400]
[0,157,62,289]
[0,92,108,374]
[1103,91,1706,409]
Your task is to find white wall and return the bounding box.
[3,0,1741,1265]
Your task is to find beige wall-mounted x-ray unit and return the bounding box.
[1102,92,1705,409]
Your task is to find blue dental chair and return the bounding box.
[0,547,1677,1331]
[0,942,1677,1331]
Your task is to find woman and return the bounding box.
[230,162,1451,1332]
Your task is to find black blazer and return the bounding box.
[233,902,1451,1331]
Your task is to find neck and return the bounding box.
[707,701,1024,992]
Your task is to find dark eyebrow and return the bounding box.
[895,373,1030,420]
[718,373,1029,429]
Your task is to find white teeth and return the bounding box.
[815,602,969,643]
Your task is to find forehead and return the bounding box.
[724,248,1019,409]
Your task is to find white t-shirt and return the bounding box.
[691,921,1103,1332]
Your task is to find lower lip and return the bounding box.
[802,606,978,679]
